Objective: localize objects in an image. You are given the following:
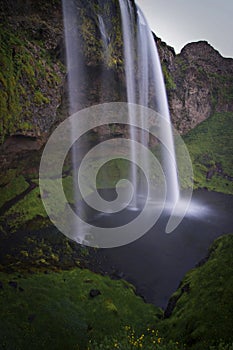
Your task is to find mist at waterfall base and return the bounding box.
[93,190,233,308]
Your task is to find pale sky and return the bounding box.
[136,0,233,58]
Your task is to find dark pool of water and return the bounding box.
[89,189,233,309]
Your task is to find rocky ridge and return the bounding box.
[156,38,233,133]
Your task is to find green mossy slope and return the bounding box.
[184,112,233,194]
[159,234,233,349]
[0,268,161,350]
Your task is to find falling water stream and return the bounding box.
[62,0,88,243]
[119,0,138,209]
[119,1,180,206]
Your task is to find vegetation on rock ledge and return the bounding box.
[184,112,233,194]
[0,23,64,144]
[159,234,233,349]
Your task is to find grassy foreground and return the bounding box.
[0,235,233,349]
[0,268,161,350]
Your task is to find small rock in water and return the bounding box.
[111,270,124,279]
[117,272,124,278]
[89,289,101,298]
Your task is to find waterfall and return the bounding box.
[119,0,138,208]
[98,14,110,62]
[136,8,150,196]
[62,0,87,243]
[138,10,180,205]
[119,1,180,205]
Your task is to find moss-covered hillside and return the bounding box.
[184,112,233,194]
[0,268,161,349]
[159,234,233,350]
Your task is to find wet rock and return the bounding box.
[110,270,124,280]
[2,135,43,154]
[8,281,18,289]
[28,314,36,323]
[181,283,190,293]
[116,272,124,279]
[87,324,93,331]
[89,289,101,298]
[164,295,180,318]
[165,283,191,318]
[206,169,215,180]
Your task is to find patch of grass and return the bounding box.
[34,90,50,105]
[0,169,18,186]
[162,63,176,91]
[0,175,29,208]
[0,224,93,272]
[89,325,183,350]
[0,268,161,350]
[3,186,47,231]
[159,234,233,349]
[208,72,233,103]
[96,158,130,189]
[184,112,233,193]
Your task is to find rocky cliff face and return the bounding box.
[0,0,65,146]
[1,0,233,147]
[157,39,233,134]
[0,0,127,152]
